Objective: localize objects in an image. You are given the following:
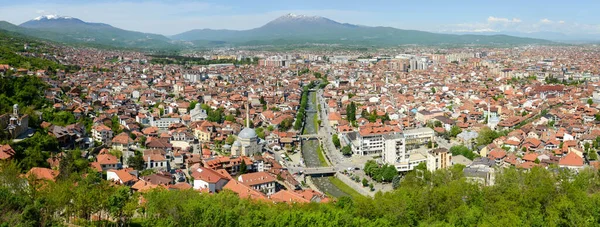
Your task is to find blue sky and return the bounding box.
[0,0,599,36]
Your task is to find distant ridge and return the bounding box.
[13,15,173,49]
[172,13,552,46]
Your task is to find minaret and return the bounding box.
[246,101,250,128]
[487,98,492,128]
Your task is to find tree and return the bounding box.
[225,114,236,122]
[477,127,500,146]
[278,118,294,131]
[433,121,442,128]
[449,125,462,138]
[108,186,132,225]
[111,115,122,134]
[188,101,198,111]
[239,160,248,174]
[588,98,594,105]
[584,142,591,153]
[346,102,356,122]
[341,145,352,156]
[255,128,265,139]
[367,109,378,123]
[381,164,398,182]
[450,145,476,160]
[332,134,341,148]
[225,135,236,145]
[364,160,379,177]
[127,151,145,170]
[392,175,401,189]
[362,178,369,187]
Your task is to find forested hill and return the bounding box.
[2,161,600,226]
[0,29,66,71]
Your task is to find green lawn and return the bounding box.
[317,145,328,167]
[313,112,319,134]
[328,176,365,199]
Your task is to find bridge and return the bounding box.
[298,134,323,140]
[285,167,338,176]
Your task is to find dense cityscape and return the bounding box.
[3,1,600,226]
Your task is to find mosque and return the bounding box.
[231,102,264,156]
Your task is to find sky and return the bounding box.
[0,0,599,37]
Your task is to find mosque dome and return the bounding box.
[238,127,257,139]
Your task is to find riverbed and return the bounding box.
[301,91,349,198]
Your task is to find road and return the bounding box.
[315,89,346,166]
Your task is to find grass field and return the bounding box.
[328,176,364,199]
[316,145,328,166]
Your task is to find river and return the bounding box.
[301,91,349,198]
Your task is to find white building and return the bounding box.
[91,124,113,145]
[150,118,181,130]
[192,167,229,193]
[238,172,277,195]
[426,148,452,172]
[190,105,208,122]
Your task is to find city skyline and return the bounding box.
[0,0,599,37]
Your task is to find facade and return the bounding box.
[0,104,29,139]
[144,154,168,170]
[92,124,113,144]
[231,102,263,157]
[426,148,452,172]
[404,127,435,149]
[150,117,181,130]
[231,128,262,156]
[192,167,229,192]
[464,157,496,186]
[190,105,208,122]
[238,172,277,195]
[382,133,407,165]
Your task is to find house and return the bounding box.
[558,151,584,170]
[238,172,277,195]
[270,190,310,203]
[223,180,268,201]
[145,137,173,151]
[111,132,134,152]
[106,169,137,185]
[0,144,15,160]
[191,167,230,193]
[487,148,507,165]
[96,152,120,171]
[92,124,113,145]
[144,153,168,170]
[26,167,59,182]
[141,173,173,186]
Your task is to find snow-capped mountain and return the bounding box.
[21,15,93,28]
[32,15,73,21]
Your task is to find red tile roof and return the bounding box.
[559,152,584,167]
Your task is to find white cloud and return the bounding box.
[558,20,565,24]
[487,16,521,23]
[540,18,553,24]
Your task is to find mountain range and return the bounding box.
[171,13,552,46]
[0,15,174,49]
[0,14,554,50]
